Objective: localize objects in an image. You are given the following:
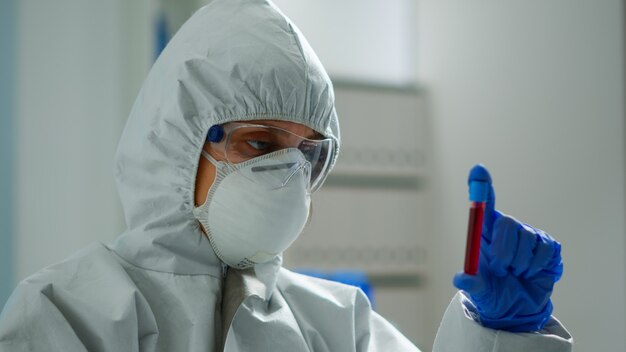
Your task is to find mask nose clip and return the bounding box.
[222,149,314,191]
[271,159,309,190]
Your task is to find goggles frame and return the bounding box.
[206,122,334,192]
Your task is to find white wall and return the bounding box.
[14,1,141,280]
[0,0,17,305]
[417,1,626,350]
[272,0,417,86]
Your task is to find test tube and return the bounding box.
[464,180,489,275]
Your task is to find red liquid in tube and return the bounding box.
[464,201,485,275]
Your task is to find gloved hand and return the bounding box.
[453,164,563,332]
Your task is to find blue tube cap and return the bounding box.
[468,164,491,202]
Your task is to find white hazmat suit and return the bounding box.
[0,0,573,351]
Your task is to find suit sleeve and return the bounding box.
[0,245,158,352]
[353,289,422,352]
[0,282,88,352]
[433,291,573,352]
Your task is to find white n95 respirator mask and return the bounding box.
[193,149,311,269]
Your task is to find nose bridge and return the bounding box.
[280,157,311,189]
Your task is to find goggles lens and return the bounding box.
[210,123,334,192]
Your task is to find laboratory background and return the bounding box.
[1,0,624,350]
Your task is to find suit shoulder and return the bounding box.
[19,242,129,289]
[277,268,370,308]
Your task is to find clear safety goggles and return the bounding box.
[206,122,335,192]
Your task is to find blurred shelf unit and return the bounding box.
[285,83,430,286]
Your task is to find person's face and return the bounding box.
[194,120,318,207]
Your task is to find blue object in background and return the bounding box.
[297,269,375,308]
[155,11,170,59]
[0,0,16,307]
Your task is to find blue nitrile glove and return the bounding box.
[453,164,563,332]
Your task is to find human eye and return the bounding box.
[232,131,278,158]
[246,140,271,151]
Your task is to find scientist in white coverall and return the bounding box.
[0,0,573,351]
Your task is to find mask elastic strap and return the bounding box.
[195,150,229,213]
[201,150,221,166]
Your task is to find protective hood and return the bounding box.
[111,0,340,275]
